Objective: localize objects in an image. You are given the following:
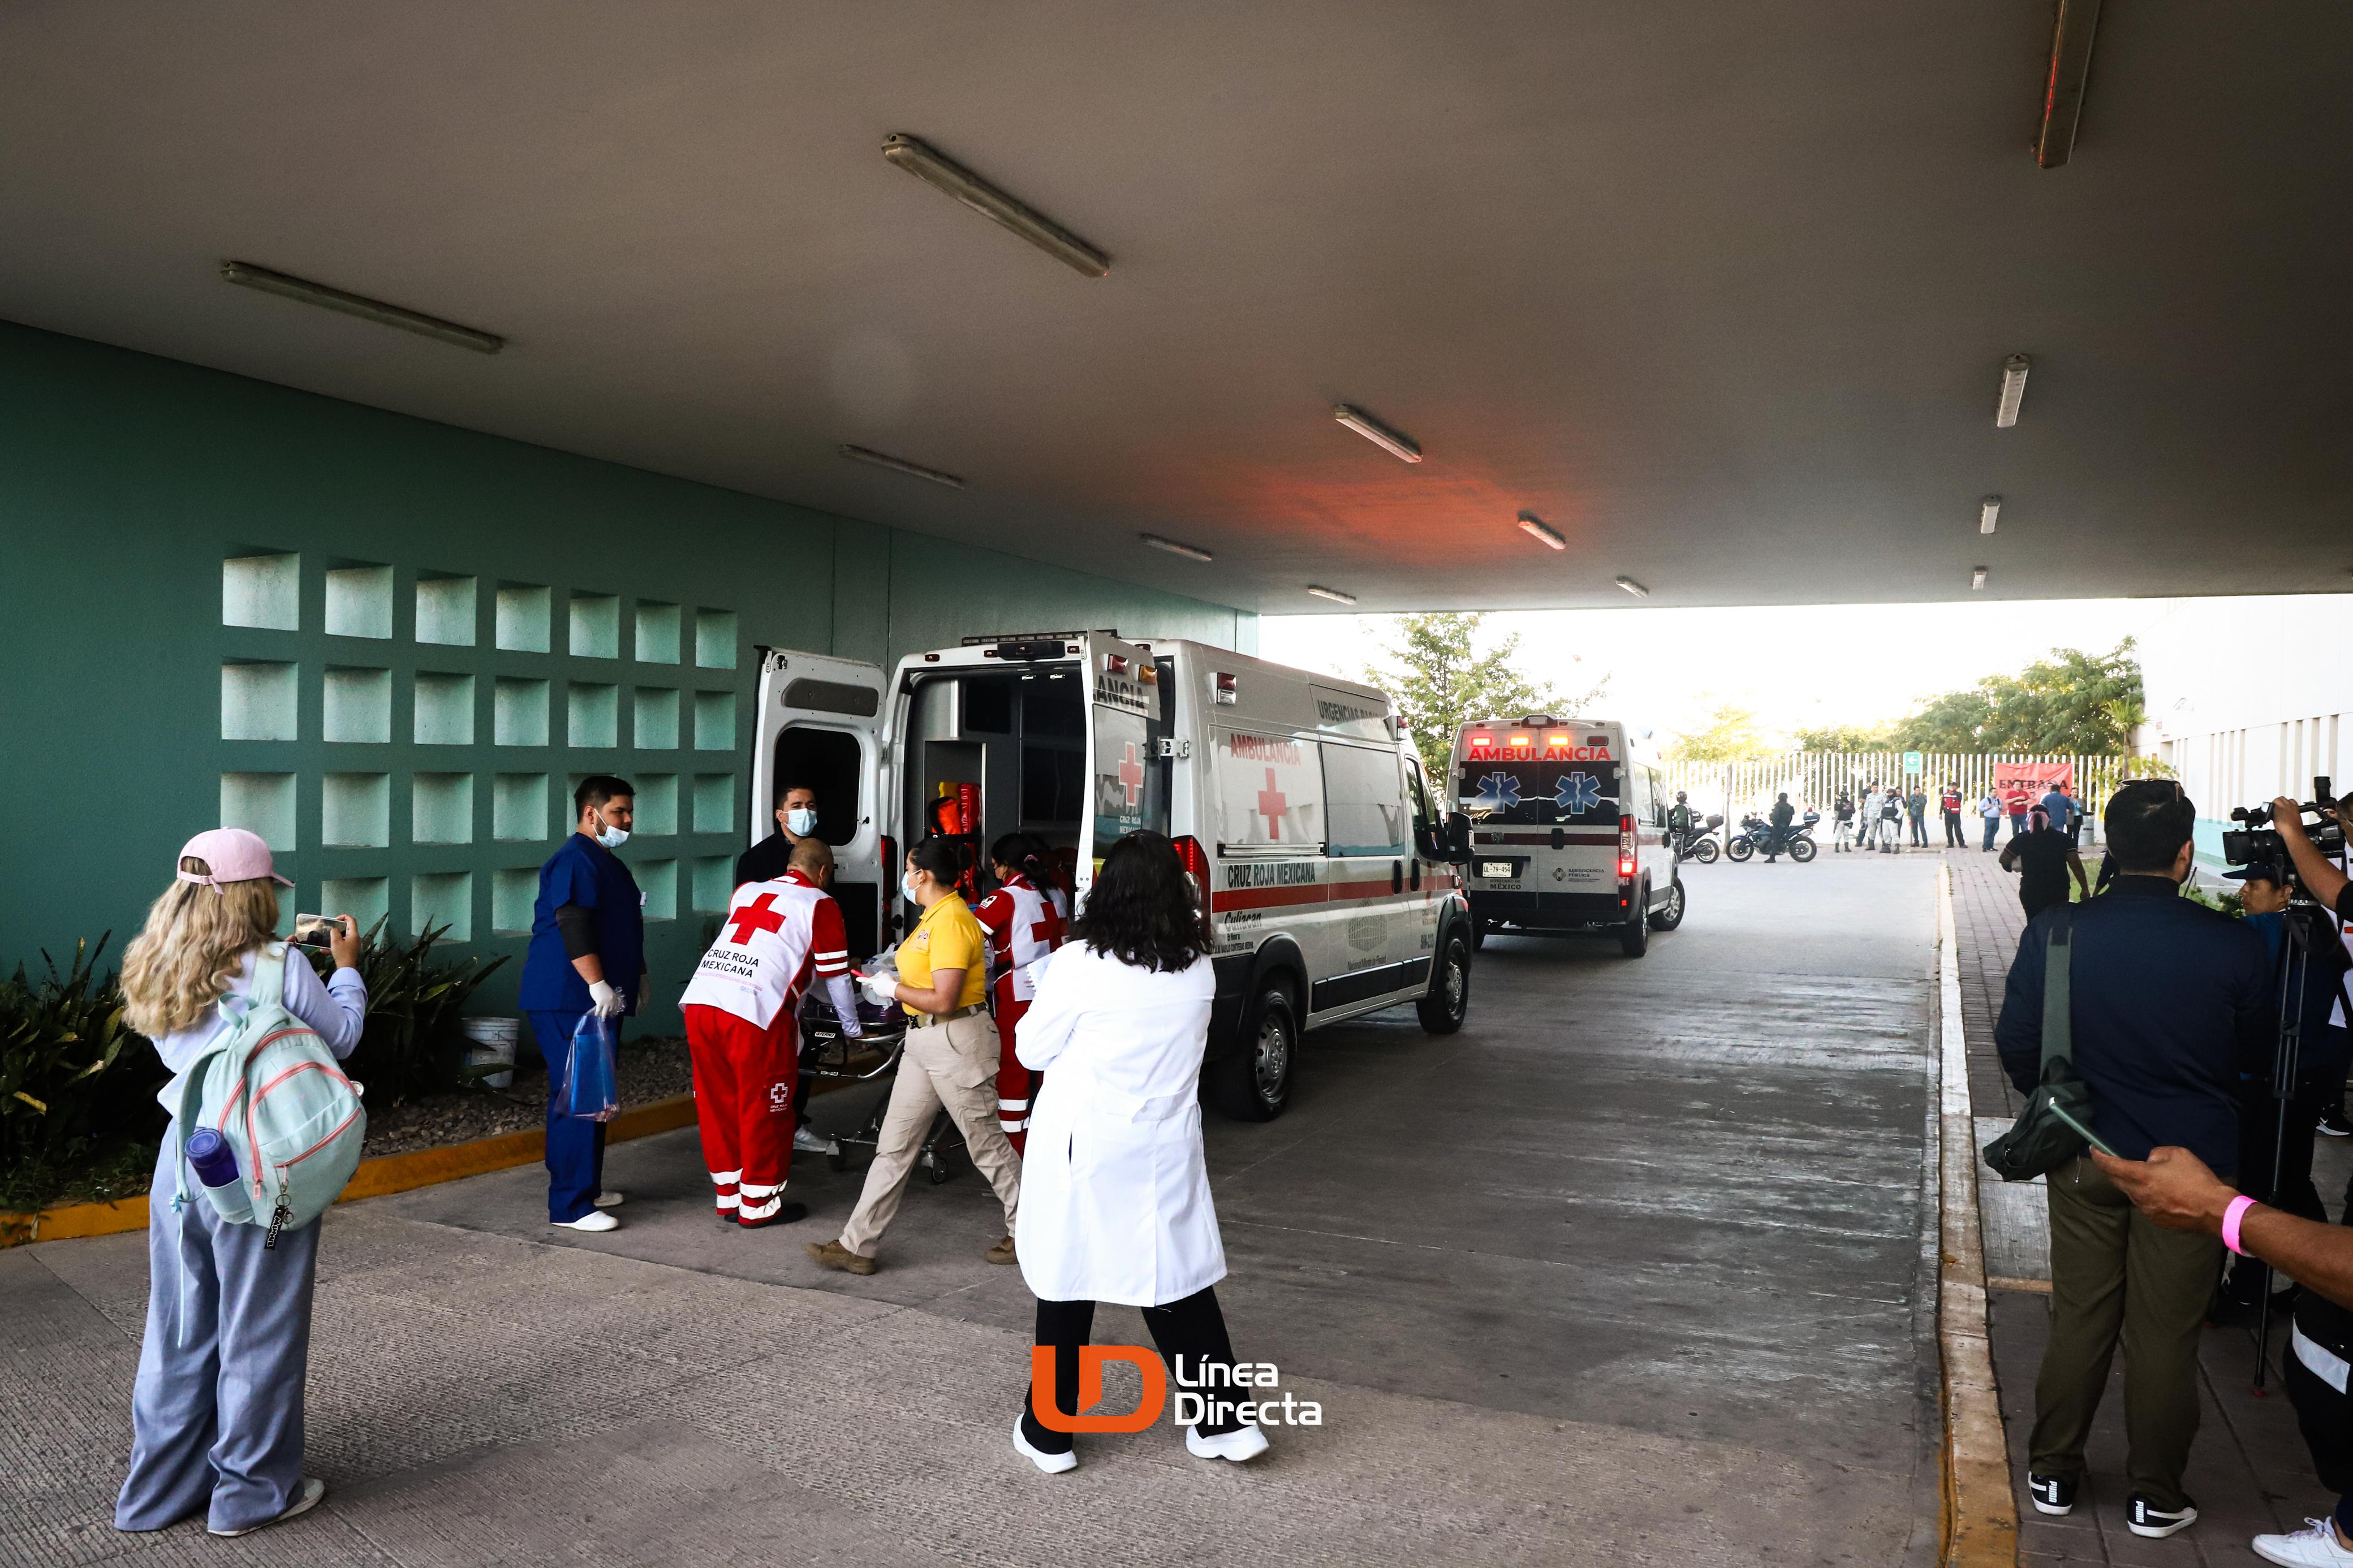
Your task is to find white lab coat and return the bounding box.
[1014,944,1225,1307]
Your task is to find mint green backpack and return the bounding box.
[170,944,368,1245]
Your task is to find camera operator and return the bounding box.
[1996,780,2274,1539]
[2271,793,2353,928]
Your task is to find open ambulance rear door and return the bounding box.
[751,647,889,961]
[1076,631,1173,901]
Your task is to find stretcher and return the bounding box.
[796,994,971,1187]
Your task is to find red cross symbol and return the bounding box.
[1116,741,1145,807]
[1256,768,1288,840]
[727,892,787,945]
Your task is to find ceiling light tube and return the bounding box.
[1516,512,1566,550]
[881,134,1109,278]
[1305,585,1358,606]
[2035,0,2103,170]
[1332,405,1422,463]
[1140,532,1213,563]
[1613,576,1649,599]
[1980,495,2002,534]
[1995,354,2031,427]
[219,261,503,353]
[838,444,965,488]
[1971,567,1989,591]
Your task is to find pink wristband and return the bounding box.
[2222,1194,2257,1256]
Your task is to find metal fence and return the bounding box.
[1660,753,2132,843]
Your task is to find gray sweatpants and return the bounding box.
[115,1133,321,1535]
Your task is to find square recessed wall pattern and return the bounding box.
[492,867,538,934]
[221,660,299,741]
[638,859,677,922]
[694,774,734,834]
[324,667,392,743]
[322,772,391,848]
[695,608,737,669]
[635,602,680,664]
[413,772,475,843]
[494,676,549,747]
[569,593,620,659]
[633,687,679,749]
[219,772,296,850]
[415,574,477,646]
[568,683,618,749]
[412,871,472,941]
[320,876,389,934]
[692,856,732,913]
[633,774,677,835]
[415,672,476,745]
[495,584,550,653]
[222,554,299,630]
[694,690,735,751]
[493,773,549,840]
[325,564,393,639]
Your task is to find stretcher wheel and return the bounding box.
[928,1157,951,1186]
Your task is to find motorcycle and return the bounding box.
[1726,810,1818,863]
[1670,813,1725,863]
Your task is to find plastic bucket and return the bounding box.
[459,1016,520,1090]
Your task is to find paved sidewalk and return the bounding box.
[1947,845,2353,1566]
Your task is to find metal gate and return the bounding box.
[1658,753,2132,844]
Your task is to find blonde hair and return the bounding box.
[121,857,283,1038]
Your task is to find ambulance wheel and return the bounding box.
[1789,836,1818,864]
[1417,932,1472,1035]
[1649,877,1686,931]
[1210,983,1296,1121]
[1619,889,1650,957]
[1726,839,1754,862]
[1690,837,1720,864]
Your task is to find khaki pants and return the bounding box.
[837,1011,1022,1258]
[2031,1155,2225,1508]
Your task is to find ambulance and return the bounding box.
[1450,715,1684,954]
[751,632,1474,1121]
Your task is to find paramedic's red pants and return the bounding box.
[994,997,1038,1156]
[684,1003,798,1221]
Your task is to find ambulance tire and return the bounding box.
[1417,932,1472,1035]
[1619,887,1650,957]
[1210,982,1296,1121]
[1648,876,1686,931]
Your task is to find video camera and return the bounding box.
[2221,775,2345,892]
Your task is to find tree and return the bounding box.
[1664,700,1775,762]
[1887,639,2143,755]
[1363,612,1605,782]
[1791,722,1894,753]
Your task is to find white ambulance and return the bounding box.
[1450,715,1684,955]
[751,632,1475,1121]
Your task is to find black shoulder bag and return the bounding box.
[1983,908,2105,1181]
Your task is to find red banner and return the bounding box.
[1991,761,2073,797]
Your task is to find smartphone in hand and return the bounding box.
[291,913,339,951]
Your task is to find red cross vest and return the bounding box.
[680,872,850,1029]
[975,874,1064,1005]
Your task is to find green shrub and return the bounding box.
[305,918,508,1105]
[0,936,168,1210]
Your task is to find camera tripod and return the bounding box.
[2249,899,2345,1392]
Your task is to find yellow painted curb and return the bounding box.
[1,1092,699,1249]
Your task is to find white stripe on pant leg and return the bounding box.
[738,1182,780,1199]
[714,1194,740,1210]
[709,1169,742,1185]
[739,1193,782,1221]
[1000,1117,1028,1133]
[997,1098,1028,1113]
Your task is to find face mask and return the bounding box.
[902,872,921,903]
[786,808,819,836]
[596,825,630,850]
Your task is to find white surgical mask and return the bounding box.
[902,872,921,904]
[786,808,819,836]
[596,825,630,849]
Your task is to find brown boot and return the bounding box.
[806,1239,878,1276]
[985,1236,1017,1265]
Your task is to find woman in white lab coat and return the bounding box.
[1009,831,1270,1473]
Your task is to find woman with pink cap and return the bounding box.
[112,828,367,1539]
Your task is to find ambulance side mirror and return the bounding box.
[1443,812,1474,862]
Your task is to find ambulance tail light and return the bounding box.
[1214,672,1238,705]
[1173,835,1214,938]
[1105,653,1129,675]
[1618,815,1637,881]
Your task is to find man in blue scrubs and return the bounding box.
[522,775,647,1231]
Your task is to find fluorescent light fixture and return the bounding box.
[1613,576,1649,599]
[880,133,1109,278]
[1305,585,1358,605]
[1332,405,1421,463]
[1140,532,1213,563]
[2035,0,2102,169]
[1971,567,1989,590]
[838,444,965,489]
[1980,495,2002,534]
[219,261,503,353]
[1995,354,2031,427]
[1516,511,1566,550]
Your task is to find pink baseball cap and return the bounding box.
[175,827,293,888]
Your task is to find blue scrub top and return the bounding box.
[520,834,647,1013]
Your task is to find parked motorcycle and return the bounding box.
[1671,814,1725,863]
[1726,810,1819,863]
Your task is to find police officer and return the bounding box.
[1667,791,1696,857]
[521,775,646,1232]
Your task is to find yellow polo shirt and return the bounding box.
[895,892,987,1015]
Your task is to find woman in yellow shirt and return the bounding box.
[808,838,1024,1275]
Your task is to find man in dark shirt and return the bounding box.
[1995,781,2273,1538]
[735,783,820,889]
[1907,786,1928,846]
[2000,807,2089,920]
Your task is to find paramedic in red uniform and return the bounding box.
[680,837,863,1227]
[974,833,1066,1154]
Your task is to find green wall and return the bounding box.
[0,321,1252,1036]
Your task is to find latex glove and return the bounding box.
[589,979,624,1019]
[857,971,899,1010]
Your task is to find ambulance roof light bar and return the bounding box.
[1332,405,1422,464]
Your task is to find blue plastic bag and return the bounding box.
[557,1013,619,1122]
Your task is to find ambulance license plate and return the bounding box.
[1478,860,1516,880]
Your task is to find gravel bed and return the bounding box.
[358,1034,696,1159]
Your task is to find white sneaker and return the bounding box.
[1184,1422,1270,1463]
[593,1191,624,1208]
[554,1210,619,1232]
[210,1476,325,1536]
[1012,1415,1077,1474]
[794,1126,831,1154]
[2256,1519,2353,1566]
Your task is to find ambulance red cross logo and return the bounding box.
[727,892,786,945]
[1256,769,1287,839]
[1117,742,1145,807]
